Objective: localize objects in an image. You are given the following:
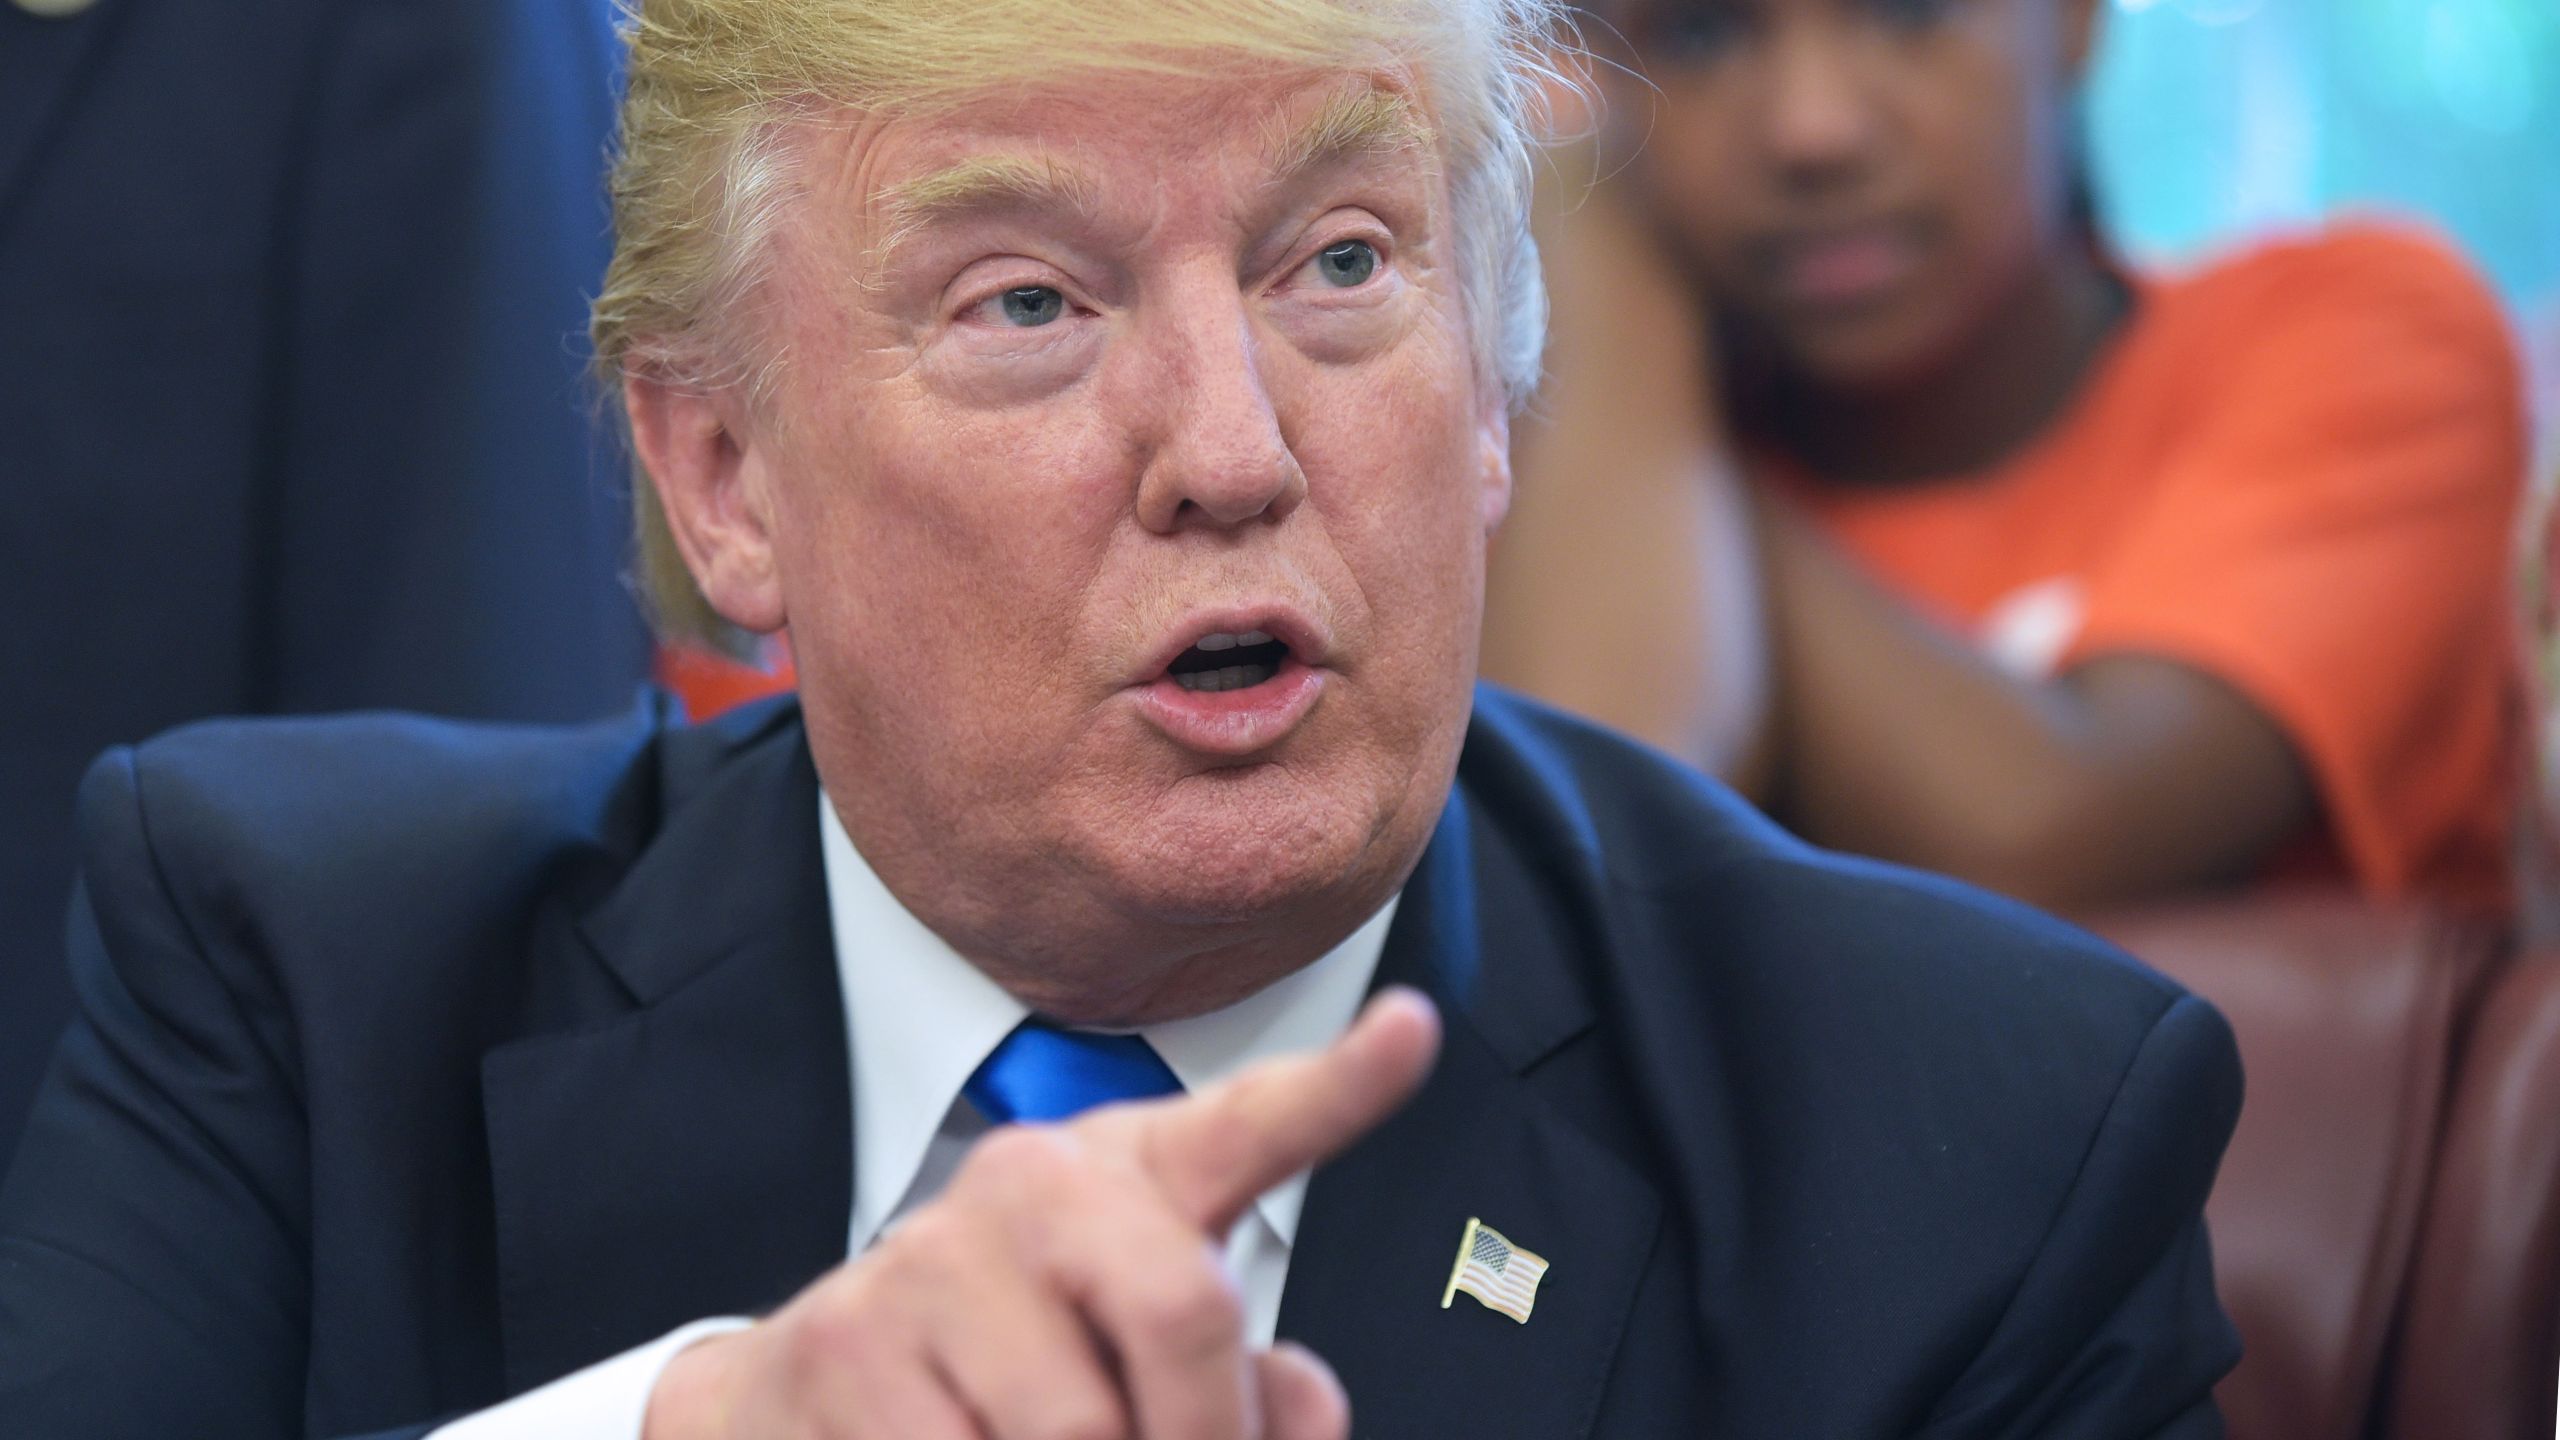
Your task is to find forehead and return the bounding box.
[805,69,1441,250]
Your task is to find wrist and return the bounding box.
[642,1329,744,1440]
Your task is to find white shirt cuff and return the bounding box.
[427,1317,753,1440]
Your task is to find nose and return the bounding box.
[1758,20,1881,180]
[1130,294,1307,535]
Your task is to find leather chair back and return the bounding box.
[2097,895,2505,1440]
[2386,954,2560,1440]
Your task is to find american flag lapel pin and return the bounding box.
[1440,1216,1550,1323]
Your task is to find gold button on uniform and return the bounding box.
[12,0,102,17]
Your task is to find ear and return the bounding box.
[2058,0,2104,77]
[1476,401,1515,535]
[623,371,789,636]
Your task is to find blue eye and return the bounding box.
[1313,240,1379,288]
[997,286,1065,326]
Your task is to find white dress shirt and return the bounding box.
[433,793,1395,1438]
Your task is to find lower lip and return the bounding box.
[1781,234,1918,306]
[1131,656,1327,757]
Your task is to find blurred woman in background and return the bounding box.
[1485,0,2529,913]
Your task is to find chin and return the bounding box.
[1076,767,1397,928]
[1758,279,1987,394]
[1771,312,1942,391]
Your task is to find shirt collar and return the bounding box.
[821,793,1395,1255]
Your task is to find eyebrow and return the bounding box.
[1258,85,1436,182]
[876,155,1107,260]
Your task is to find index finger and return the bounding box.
[1126,987,1441,1233]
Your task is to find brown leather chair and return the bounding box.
[2386,953,2560,1440]
[2095,894,2516,1440]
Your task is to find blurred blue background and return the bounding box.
[2087,0,2560,413]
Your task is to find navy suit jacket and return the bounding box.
[0,0,653,1163]
[0,689,2242,1438]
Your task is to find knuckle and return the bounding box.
[1130,1261,1244,1350]
[815,1224,958,1345]
[783,1293,886,1381]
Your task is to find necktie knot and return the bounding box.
[964,1020,1182,1125]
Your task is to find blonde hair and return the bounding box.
[592,0,1575,654]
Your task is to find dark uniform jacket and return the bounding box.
[0,688,2242,1438]
[0,0,653,1164]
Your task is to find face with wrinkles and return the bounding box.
[631,69,1511,1022]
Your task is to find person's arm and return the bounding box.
[1492,206,2312,910]
[1482,168,1775,791]
[1755,498,2315,913]
[1768,232,2524,912]
[1482,181,2308,892]
[1506,219,2518,912]
[1480,177,2302,907]
[1912,992,2244,1439]
[0,750,325,1436]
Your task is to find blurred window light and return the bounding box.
[2091,0,2559,406]
[2425,2,2533,137]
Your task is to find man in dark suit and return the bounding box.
[0,0,654,1163]
[0,0,2243,1435]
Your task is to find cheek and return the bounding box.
[1637,90,1752,238]
[755,263,1121,638]
[1912,34,2064,257]
[767,387,1123,711]
[1629,92,1764,304]
[1293,342,1491,640]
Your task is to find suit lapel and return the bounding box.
[0,0,120,224]
[481,708,853,1395]
[1280,789,1662,1438]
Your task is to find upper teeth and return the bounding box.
[1194,629,1274,653]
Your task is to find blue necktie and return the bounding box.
[964,1021,1183,1125]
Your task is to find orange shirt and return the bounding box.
[659,638,796,721]
[1789,225,2529,907]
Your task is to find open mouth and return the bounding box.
[1133,613,1327,752]
[1165,629,1291,693]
